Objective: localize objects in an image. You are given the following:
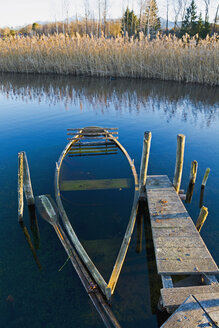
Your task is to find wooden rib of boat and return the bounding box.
[55,127,139,300]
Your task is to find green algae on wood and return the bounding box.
[60,178,131,191]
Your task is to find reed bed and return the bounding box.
[0,33,218,85]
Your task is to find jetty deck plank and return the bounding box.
[161,285,219,309]
[146,175,219,275]
[161,294,219,328]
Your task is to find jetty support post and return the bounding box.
[139,131,152,200]
[199,168,210,208]
[22,151,40,249]
[18,152,24,223]
[136,131,151,253]
[173,134,185,193]
[136,209,143,254]
[185,160,198,203]
[196,206,208,232]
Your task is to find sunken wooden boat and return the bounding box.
[55,127,139,300]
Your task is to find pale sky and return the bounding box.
[0,0,218,28]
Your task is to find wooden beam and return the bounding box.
[60,178,131,191]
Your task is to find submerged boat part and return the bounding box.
[55,127,139,300]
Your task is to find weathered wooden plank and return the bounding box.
[195,293,219,314]
[146,175,172,188]
[154,236,204,248]
[68,149,118,155]
[68,152,118,157]
[67,128,118,131]
[158,258,219,275]
[156,246,212,261]
[67,132,118,136]
[69,145,117,151]
[70,141,115,147]
[161,295,217,327]
[161,285,219,309]
[60,178,131,191]
[68,136,119,140]
[150,217,192,229]
[152,227,198,238]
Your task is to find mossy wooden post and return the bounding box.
[23,151,40,249]
[18,152,24,223]
[196,206,208,232]
[185,160,198,203]
[139,131,152,199]
[199,168,210,208]
[173,134,185,193]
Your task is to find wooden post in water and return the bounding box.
[136,213,143,254]
[139,131,152,198]
[199,168,210,208]
[22,152,40,249]
[173,134,185,193]
[18,152,24,223]
[196,206,208,232]
[185,160,198,203]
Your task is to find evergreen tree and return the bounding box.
[121,7,138,36]
[181,0,197,36]
[144,0,161,37]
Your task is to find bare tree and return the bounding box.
[212,4,219,33]
[147,0,152,37]
[138,0,147,31]
[84,0,90,34]
[203,0,210,22]
[98,0,102,37]
[64,0,70,34]
[180,0,188,22]
[166,0,169,32]
[102,0,108,36]
[173,0,182,30]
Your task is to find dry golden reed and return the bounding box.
[0,33,218,85]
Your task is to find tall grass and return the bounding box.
[0,33,218,85]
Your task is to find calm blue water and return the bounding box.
[0,73,218,328]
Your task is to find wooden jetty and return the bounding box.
[145,175,218,307]
[160,293,219,327]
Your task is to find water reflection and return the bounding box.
[0,73,218,127]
